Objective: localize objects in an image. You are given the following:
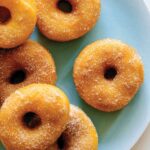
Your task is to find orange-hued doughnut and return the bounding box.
[36,0,100,42]
[28,0,37,10]
[0,0,37,48]
[49,105,98,150]
[73,39,144,112]
[0,40,56,105]
[0,84,70,150]
[46,144,58,150]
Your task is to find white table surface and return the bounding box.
[131,0,150,150]
[132,125,150,150]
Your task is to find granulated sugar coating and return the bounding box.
[0,0,37,48]
[0,84,70,150]
[0,40,57,106]
[46,143,58,150]
[73,39,144,112]
[36,0,100,42]
[48,105,98,150]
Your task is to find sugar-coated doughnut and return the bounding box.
[28,0,37,10]
[49,105,98,150]
[0,84,70,150]
[36,0,100,42]
[73,39,144,112]
[0,40,56,106]
[46,143,58,150]
[0,0,37,48]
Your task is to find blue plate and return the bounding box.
[0,0,150,149]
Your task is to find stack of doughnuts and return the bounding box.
[0,0,144,150]
[0,84,98,150]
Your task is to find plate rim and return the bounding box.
[130,1,150,148]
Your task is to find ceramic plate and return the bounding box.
[0,0,150,149]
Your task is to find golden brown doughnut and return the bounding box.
[49,105,98,150]
[0,0,37,48]
[28,0,37,10]
[36,0,100,42]
[73,39,144,112]
[0,84,70,150]
[46,143,58,150]
[0,40,57,105]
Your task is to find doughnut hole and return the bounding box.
[57,0,73,13]
[9,69,26,84]
[22,112,42,129]
[0,6,11,24]
[104,66,117,80]
[57,135,65,149]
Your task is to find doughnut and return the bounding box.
[28,0,37,10]
[0,84,70,150]
[0,40,57,106]
[46,144,58,150]
[49,105,98,150]
[73,39,144,112]
[36,0,100,42]
[0,0,37,48]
